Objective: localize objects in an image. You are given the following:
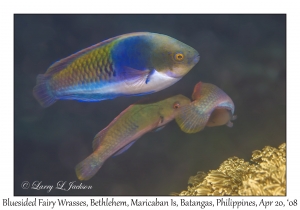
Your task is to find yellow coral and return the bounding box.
[174,143,286,196]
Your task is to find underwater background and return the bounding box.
[14,14,286,195]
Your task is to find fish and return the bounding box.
[175,82,236,133]
[33,32,200,107]
[206,108,237,128]
[75,94,191,180]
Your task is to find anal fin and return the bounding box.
[113,140,137,157]
[152,125,166,132]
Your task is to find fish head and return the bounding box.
[149,33,200,78]
[157,94,191,127]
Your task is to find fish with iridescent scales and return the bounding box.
[175,82,236,133]
[75,94,191,180]
[33,32,200,107]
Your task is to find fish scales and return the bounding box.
[103,105,151,146]
[100,121,139,159]
[51,41,116,94]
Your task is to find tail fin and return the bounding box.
[75,153,104,181]
[33,74,56,107]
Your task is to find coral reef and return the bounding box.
[174,143,286,196]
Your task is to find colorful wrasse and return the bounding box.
[33,32,200,107]
[175,82,236,133]
[75,94,191,180]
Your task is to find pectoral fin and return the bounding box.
[122,66,155,87]
[152,115,165,132]
[145,69,156,84]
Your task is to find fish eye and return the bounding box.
[173,102,180,109]
[174,53,184,61]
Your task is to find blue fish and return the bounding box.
[33,32,200,107]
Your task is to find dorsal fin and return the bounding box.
[192,81,203,100]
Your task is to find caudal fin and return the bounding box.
[75,153,104,181]
[33,74,57,107]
